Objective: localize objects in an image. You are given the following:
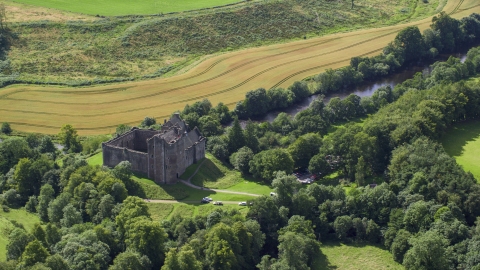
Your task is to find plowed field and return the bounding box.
[1,0,479,135]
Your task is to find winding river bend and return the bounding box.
[254,50,470,124]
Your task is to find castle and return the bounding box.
[102,113,205,184]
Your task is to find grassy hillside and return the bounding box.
[315,242,403,270]
[441,120,480,181]
[0,208,40,261]
[7,0,445,84]
[187,154,272,195]
[11,0,242,16]
[147,202,249,223]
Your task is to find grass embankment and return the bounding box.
[4,0,475,135]
[441,120,480,181]
[147,203,249,223]
[86,152,103,166]
[314,242,403,270]
[0,208,40,261]
[10,0,241,16]
[187,153,272,195]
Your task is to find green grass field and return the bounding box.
[441,120,480,181]
[10,0,241,16]
[315,242,403,270]
[0,208,40,261]
[188,154,272,195]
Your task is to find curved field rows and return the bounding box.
[0,0,479,135]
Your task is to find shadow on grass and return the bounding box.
[441,120,480,157]
[190,158,225,187]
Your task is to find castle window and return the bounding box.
[151,155,153,158]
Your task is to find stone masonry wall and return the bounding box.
[102,144,148,175]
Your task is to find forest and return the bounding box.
[0,12,480,270]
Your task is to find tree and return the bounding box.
[6,228,34,260]
[249,149,294,182]
[21,240,49,267]
[0,137,32,174]
[115,124,131,136]
[58,124,81,153]
[44,254,69,270]
[394,26,425,63]
[60,204,83,228]
[140,116,156,128]
[272,231,319,270]
[288,133,322,169]
[45,223,61,249]
[37,184,55,222]
[124,217,167,269]
[110,251,152,270]
[54,230,110,270]
[288,81,310,103]
[31,223,47,247]
[227,118,245,154]
[198,115,222,137]
[38,136,56,154]
[230,146,254,175]
[243,121,260,153]
[1,122,11,134]
[47,193,71,223]
[272,171,300,208]
[403,231,449,270]
[308,154,330,175]
[334,215,353,240]
[162,245,202,270]
[115,196,150,236]
[14,158,35,198]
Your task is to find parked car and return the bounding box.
[213,201,223,205]
[238,202,247,206]
[201,198,210,203]
[270,192,277,196]
[205,197,213,202]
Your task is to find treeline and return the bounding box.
[230,12,480,120]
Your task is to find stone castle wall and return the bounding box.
[102,143,148,175]
[103,118,205,184]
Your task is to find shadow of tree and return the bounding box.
[441,120,480,157]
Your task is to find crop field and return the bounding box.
[0,0,479,135]
[441,120,480,181]
[10,0,242,16]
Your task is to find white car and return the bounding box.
[270,192,277,196]
[238,202,247,206]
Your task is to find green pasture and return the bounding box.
[315,242,403,270]
[10,0,241,16]
[441,120,480,181]
[0,208,40,261]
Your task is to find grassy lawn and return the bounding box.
[10,0,241,16]
[87,152,103,166]
[314,242,403,270]
[189,154,272,195]
[440,120,480,181]
[0,208,40,261]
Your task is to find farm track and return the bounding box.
[0,0,478,135]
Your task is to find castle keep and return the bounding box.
[102,113,205,184]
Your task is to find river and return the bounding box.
[252,50,469,123]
